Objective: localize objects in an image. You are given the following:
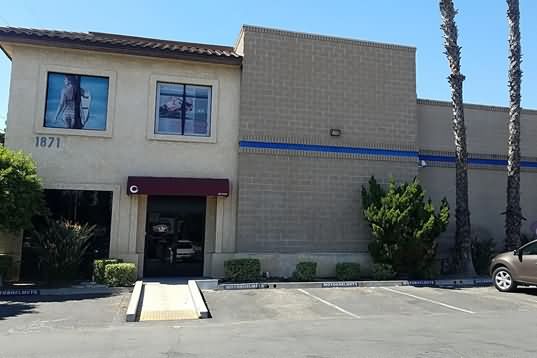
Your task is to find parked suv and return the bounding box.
[490,239,537,292]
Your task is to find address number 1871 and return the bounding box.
[35,136,61,148]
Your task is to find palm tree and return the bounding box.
[505,0,523,251]
[439,0,475,275]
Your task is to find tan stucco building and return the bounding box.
[1,26,536,279]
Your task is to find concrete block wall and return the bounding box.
[417,99,537,253]
[236,26,419,256]
[238,26,418,148]
[237,153,417,252]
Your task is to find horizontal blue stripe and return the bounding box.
[239,140,418,158]
[239,140,537,168]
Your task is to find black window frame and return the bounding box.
[154,81,212,137]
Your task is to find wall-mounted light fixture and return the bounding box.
[329,128,342,137]
[418,159,427,168]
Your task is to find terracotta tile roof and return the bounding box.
[0,27,242,65]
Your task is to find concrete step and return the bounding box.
[138,282,198,321]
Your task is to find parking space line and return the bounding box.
[297,289,360,319]
[453,288,537,307]
[381,287,475,314]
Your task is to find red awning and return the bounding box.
[127,176,229,197]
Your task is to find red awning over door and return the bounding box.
[126,176,229,197]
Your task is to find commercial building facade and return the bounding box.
[1,26,536,279]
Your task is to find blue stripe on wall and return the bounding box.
[239,140,418,158]
[239,140,537,169]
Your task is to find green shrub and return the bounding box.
[31,218,95,281]
[94,259,123,284]
[224,259,261,282]
[104,263,137,287]
[335,262,361,281]
[372,263,397,280]
[362,176,449,279]
[471,236,497,276]
[293,261,317,281]
[0,146,44,233]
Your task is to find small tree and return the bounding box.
[362,177,450,278]
[0,146,44,233]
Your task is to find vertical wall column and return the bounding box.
[214,196,225,253]
[204,197,217,276]
[135,195,147,276]
[0,230,23,281]
[128,195,138,254]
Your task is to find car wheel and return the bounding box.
[493,267,517,292]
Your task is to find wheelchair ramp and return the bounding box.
[138,282,198,321]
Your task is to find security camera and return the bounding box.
[418,159,427,168]
[129,185,139,194]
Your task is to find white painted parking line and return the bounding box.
[381,287,475,314]
[297,289,360,319]
[453,288,537,307]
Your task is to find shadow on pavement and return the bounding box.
[0,293,122,320]
[1,293,116,304]
[0,302,37,320]
[515,287,537,296]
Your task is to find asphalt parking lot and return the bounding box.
[0,291,131,332]
[202,285,537,322]
[1,286,537,357]
[195,286,537,357]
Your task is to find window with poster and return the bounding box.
[44,72,109,131]
[155,82,212,137]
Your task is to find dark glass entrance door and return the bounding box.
[144,196,206,277]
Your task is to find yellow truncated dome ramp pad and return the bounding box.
[126,280,209,322]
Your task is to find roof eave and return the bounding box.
[0,35,242,65]
[0,43,12,61]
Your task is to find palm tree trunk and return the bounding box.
[439,0,475,275]
[505,0,523,251]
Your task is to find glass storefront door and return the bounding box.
[143,196,206,277]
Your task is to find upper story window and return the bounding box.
[44,72,109,131]
[155,82,211,137]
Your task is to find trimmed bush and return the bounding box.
[336,262,361,281]
[224,258,260,282]
[104,263,137,287]
[94,258,123,284]
[372,263,397,280]
[293,261,317,281]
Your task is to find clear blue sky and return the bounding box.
[0,0,536,130]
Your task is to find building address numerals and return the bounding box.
[35,136,61,149]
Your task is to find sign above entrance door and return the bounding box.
[126,176,229,197]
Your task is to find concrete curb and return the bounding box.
[188,280,209,319]
[216,278,493,291]
[0,285,116,297]
[195,279,219,290]
[126,281,143,322]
